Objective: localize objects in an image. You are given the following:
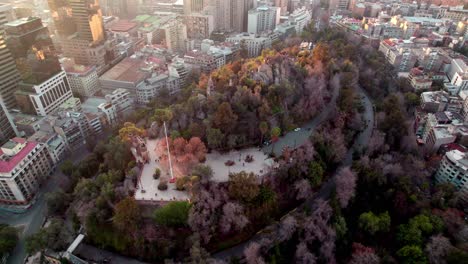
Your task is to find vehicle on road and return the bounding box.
[293,128,301,132]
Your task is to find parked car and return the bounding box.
[294,128,301,132]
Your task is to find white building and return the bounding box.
[105,88,133,117]
[248,6,280,34]
[226,33,272,58]
[0,138,52,206]
[445,58,468,95]
[15,71,73,116]
[288,7,312,35]
[28,131,67,166]
[64,64,101,97]
[435,149,468,203]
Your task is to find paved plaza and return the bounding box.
[134,139,273,202]
[205,148,273,182]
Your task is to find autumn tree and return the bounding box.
[228,171,260,203]
[118,122,145,142]
[219,202,249,233]
[113,197,141,235]
[213,102,238,133]
[334,167,357,208]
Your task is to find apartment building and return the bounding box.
[64,64,101,97]
[0,138,52,206]
[435,149,468,203]
[226,33,272,58]
[247,6,280,34]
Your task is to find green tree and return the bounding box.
[60,160,75,176]
[397,223,423,246]
[26,219,69,254]
[308,161,324,188]
[45,189,71,215]
[0,224,18,257]
[154,201,191,227]
[207,128,224,149]
[404,92,420,108]
[358,211,390,235]
[447,249,468,264]
[113,197,141,234]
[152,108,173,126]
[259,121,269,145]
[228,171,260,203]
[396,245,427,264]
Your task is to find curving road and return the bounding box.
[262,77,341,156]
[213,85,374,261]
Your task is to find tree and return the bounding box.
[207,128,224,149]
[219,202,249,233]
[270,126,281,154]
[349,243,380,264]
[118,122,145,142]
[259,121,268,145]
[213,102,238,133]
[228,171,259,203]
[152,108,173,125]
[60,160,75,176]
[358,211,390,235]
[425,235,453,264]
[26,219,69,254]
[45,189,71,215]
[307,161,324,188]
[334,167,357,208]
[192,164,213,183]
[396,245,427,264]
[113,197,141,235]
[0,224,17,257]
[154,201,191,227]
[397,223,423,246]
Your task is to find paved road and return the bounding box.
[1,146,91,264]
[214,86,375,261]
[262,77,341,156]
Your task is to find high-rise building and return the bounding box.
[248,6,280,34]
[184,0,206,14]
[0,137,53,206]
[15,70,74,116]
[329,0,350,11]
[0,98,18,146]
[4,17,62,84]
[69,0,105,44]
[47,0,77,37]
[211,0,256,32]
[275,0,289,15]
[0,4,22,109]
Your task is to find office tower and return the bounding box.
[212,0,256,32]
[15,70,74,116]
[0,4,22,109]
[184,0,205,14]
[329,0,350,11]
[4,17,62,84]
[69,0,105,43]
[47,0,77,37]
[0,98,18,146]
[248,6,280,34]
[275,0,289,15]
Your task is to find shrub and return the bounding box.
[176,177,190,191]
[158,181,168,191]
[153,168,161,180]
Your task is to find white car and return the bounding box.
[294,128,301,132]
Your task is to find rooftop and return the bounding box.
[0,138,37,173]
[99,57,151,84]
[109,20,138,32]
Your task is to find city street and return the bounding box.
[1,146,91,264]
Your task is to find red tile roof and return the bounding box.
[0,139,37,173]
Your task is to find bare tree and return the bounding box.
[335,167,357,208]
[425,235,453,264]
[219,202,249,234]
[244,242,265,264]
